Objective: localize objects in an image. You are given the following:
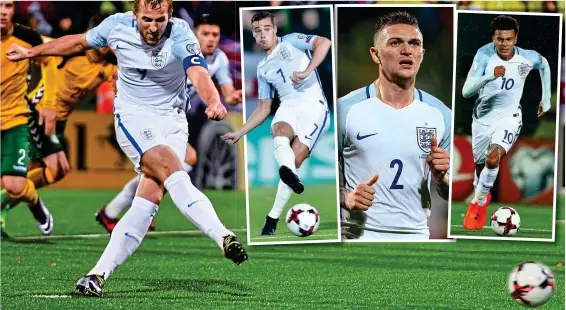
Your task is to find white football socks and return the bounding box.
[164,171,232,248]
[273,136,296,173]
[268,180,293,219]
[104,175,140,219]
[105,163,193,219]
[89,197,158,279]
[473,166,499,205]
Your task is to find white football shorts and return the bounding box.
[472,111,522,164]
[114,107,188,172]
[271,99,329,152]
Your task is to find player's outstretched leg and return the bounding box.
[261,180,293,235]
[1,177,53,235]
[273,136,304,194]
[163,170,248,264]
[473,145,502,229]
[76,195,158,297]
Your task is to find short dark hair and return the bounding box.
[491,15,519,35]
[251,11,275,26]
[373,11,420,40]
[88,13,110,30]
[194,13,220,29]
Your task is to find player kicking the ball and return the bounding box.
[7,0,247,297]
[95,13,242,233]
[338,11,451,240]
[221,11,331,235]
[461,15,552,230]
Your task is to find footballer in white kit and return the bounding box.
[339,86,450,240]
[338,11,451,241]
[222,11,332,235]
[6,0,248,297]
[95,13,242,234]
[461,15,552,230]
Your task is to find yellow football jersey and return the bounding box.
[0,24,43,130]
[28,53,116,121]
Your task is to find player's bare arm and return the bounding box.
[6,33,90,60]
[35,56,59,136]
[537,55,551,117]
[426,136,450,200]
[221,98,272,144]
[186,65,226,121]
[219,83,243,105]
[290,36,331,85]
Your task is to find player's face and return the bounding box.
[196,24,221,56]
[373,24,424,81]
[493,30,517,59]
[252,18,277,51]
[0,1,15,32]
[133,1,170,46]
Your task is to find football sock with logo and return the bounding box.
[164,171,232,248]
[268,180,294,219]
[474,166,499,205]
[89,197,157,279]
[105,175,140,219]
[273,136,296,173]
[27,167,56,189]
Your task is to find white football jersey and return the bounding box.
[186,48,233,103]
[257,33,326,105]
[86,12,207,113]
[468,43,543,123]
[338,84,451,235]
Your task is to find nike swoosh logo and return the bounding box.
[356,132,378,140]
[304,136,312,140]
[116,45,125,50]
[188,200,203,208]
[124,232,141,243]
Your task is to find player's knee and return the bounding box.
[485,150,500,169]
[185,145,197,167]
[141,145,182,182]
[2,176,28,197]
[137,178,164,205]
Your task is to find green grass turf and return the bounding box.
[247,184,339,243]
[1,190,564,309]
[450,202,555,239]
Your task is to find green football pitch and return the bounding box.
[1,190,564,309]
[247,184,339,243]
[450,201,556,240]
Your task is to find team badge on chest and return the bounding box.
[517,63,532,78]
[278,46,291,61]
[416,127,436,153]
[151,51,167,69]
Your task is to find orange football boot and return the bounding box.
[463,200,480,230]
[475,192,492,230]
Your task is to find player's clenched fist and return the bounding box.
[345,174,378,211]
[205,102,227,121]
[426,136,450,184]
[6,44,30,61]
[494,65,505,78]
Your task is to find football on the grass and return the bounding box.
[490,206,520,236]
[508,261,555,307]
[286,204,320,237]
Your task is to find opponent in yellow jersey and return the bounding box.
[19,15,116,199]
[0,0,56,236]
